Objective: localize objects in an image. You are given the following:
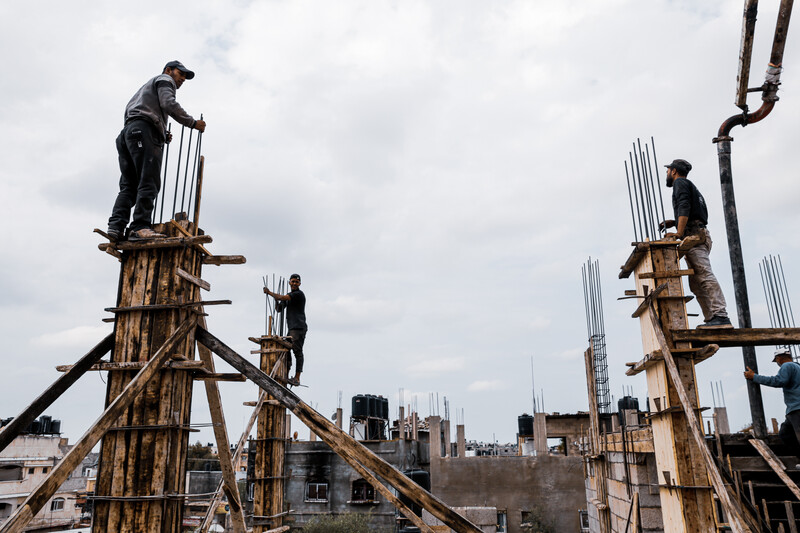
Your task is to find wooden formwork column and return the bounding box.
[252,335,291,532]
[632,242,715,533]
[93,221,203,533]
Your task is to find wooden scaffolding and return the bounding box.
[0,164,484,533]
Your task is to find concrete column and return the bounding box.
[336,408,343,429]
[285,413,292,439]
[412,412,419,441]
[456,424,466,457]
[714,407,731,434]
[398,406,405,439]
[429,416,442,458]
[534,413,548,456]
[309,429,316,441]
[442,418,451,457]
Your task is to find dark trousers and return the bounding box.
[288,329,306,373]
[108,120,164,233]
[779,410,800,459]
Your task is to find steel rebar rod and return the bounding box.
[180,128,194,213]
[629,153,645,242]
[636,139,656,238]
[171,126,186,219]
[624,163,640,242]
[650,137,667,228]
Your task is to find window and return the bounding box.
[29,468,35,475]
[496,511,507,532]
[0,503,12,519]
[350,479,375,503]
[42,467,49,474]
[547,437,568,456]
[305,481,329,502]
[50,498,65,512]
[0,465,23,482]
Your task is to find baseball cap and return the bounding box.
[665,159,692,175]
[773,348,792,361]
[164,60,195,79]
[290,274,301,281]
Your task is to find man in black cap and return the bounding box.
[107,60,207,241]
[660,158,732,328]
[264,274,307,386]
[745,349,800,459]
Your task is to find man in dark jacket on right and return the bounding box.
[264,274,307,387]
[660,158,733,329]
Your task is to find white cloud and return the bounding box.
[32,326,113,349]
[467,380,503,392]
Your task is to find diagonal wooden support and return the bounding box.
[196,316,247,533]
[0,333,114,453]
[750,438,800,501]
[646,303,754,533]
[200,355,285,533]
[0,318,195,533]
[196,326,482,533]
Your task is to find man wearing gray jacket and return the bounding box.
[107,60,207,240]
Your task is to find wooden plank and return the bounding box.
[97,234,212,252]
[0,318,195,533]
[786,501,798,533]
[638,269,695,279]
[56,360,205,372]
[631,283,669,318]
[104,300,231,313]
[0,333,113,453]
[194,373,246,382]
[168,220,212,256]
[646,303,754,533]
[195,315,246,533]
[196,326,483,533]
[749,439,800,500]
[671,328,800,347]
[203,255,246,266]
[177,267,211,291]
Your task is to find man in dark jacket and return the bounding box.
[107,60,207,241]
[264,274,307,386]
[745,349,800,459]
[660,158,732,329]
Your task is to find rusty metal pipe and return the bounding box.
[714,0,793,438]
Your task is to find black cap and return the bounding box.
[773,348,792,361]
[665,159,692,175]
[164,60,195,79]
[290,274,301,281]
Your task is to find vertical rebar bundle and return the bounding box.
[263,274,288,336]
[582,257,611,414]
[759,254,798,360]
[152,118,204,226]
[624,137,667,243]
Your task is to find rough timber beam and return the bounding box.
[195,326,483,533]
[671,327,800,347]
[0,318,195,533]
[647,303,755,533]
[0,333,113,453]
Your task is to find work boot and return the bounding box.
[697,315,734,329]
[129,228,166,241]
[107,228,123,241]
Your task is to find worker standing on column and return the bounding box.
[659,158,733,329]
[745,349,800,458]
[265,274,307,387]
[107,60,207,241]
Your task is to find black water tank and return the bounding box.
[518,414,534,436]
[50,420,62,435]
[352,395,369,417]
[39,415,52,434]
[367,395,377,418]
[380,396,389,420]
[399,469,431,517]
[29,420,41,434]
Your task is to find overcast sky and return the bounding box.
[2,0,800,447]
